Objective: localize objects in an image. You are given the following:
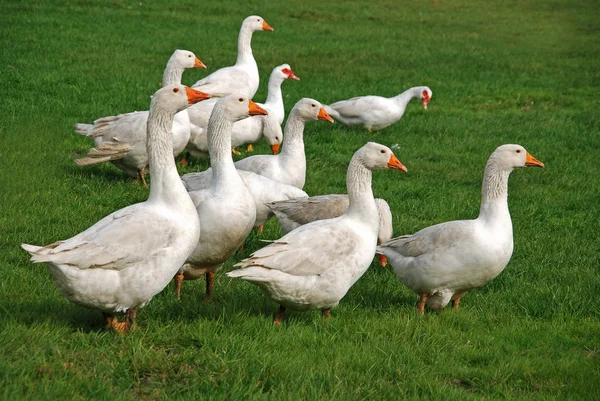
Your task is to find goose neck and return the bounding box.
[394,87,419,106]
[162,60,184,86]
[236,25,256,66]
[263,75,284,117]
[207,106,237,181]
[478,161,511,221]
[279,113,305,157]
[345,156,377,224]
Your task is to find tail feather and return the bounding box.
[74,123,93,136]
[75,141,132,166]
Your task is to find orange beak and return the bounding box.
[525,152,544,167]
[317,107,334,123]
[387,154,408,172]
[288,71,300,81]
[270,144,280,155]
[194,57,207,69]
[185,86,211,104]
[248,100,269,116]
[262,21,274,32]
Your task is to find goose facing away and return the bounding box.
[22,85,210,333]
[175,95,268,302]
[377,144,544,313]
[192,15,273,98]
[267,195,393,266]
[228,142,407,325]
[74,50,206,186]
[324,86,432,132]
[233,98,335,189]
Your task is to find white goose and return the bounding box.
[233,98,335,189]
[175,95,268,302]
[324,86,432,132]
[191,15,273,98]
[267,195,393,266]
[228,142,407,324]
[75,50,206,186]
[184,63,297,160]
[377,144,544,313]
[21,85,210,333]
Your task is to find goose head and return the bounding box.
[291,98,335,123]
[171,49,206,69]
[214,94,269,123]
[152,84,211,113]
[357,142,408,172]
[275,64,300,81]
[489,144,545,171]
[244,15,274,32]
[261,113,283,154]
[420,87,432,110]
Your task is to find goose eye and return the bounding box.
[257,19,260,22]
[188,55,192,57]
[238,98,244,102]
[311,104,316,108]
[516,149,521,153]
[173,88,179,93]
[380,150,386,154]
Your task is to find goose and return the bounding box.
[228,142,407,324]
[191,15,273,98]
[233,98,335,189]
[377,144,544,313]
[183,64,297,161]
[267,195,393,266]
[174,94,268,302]
[21,85,211,333]
[324,86,432,132]
[74,50,206,186]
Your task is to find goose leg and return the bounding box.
[274,305,286,325]
[135,168,148,188]
[231,148,242,156]
[377,242,387,267]
[451,298,461,311]
[103,312,117,329]
[203,271,215,303]
[174,273,184,302]
[417,292,428,315]
[110,309,137,334]
[322,309,331,321]
[246,144,253,152]
[179,151,190,167]
[257,225,264,235]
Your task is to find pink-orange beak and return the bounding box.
[262,21,274,32]
[387,154,408,172]
[284,69,300,81]
[194,57,207,69]
[317,107,334,123]
[271,144,280,155]
[422,90,431,110]
[525,152,544,168]
[185,86,211,104]
[248,100,269,116]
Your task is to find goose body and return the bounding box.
[191,15,273,98]
[324,86,432,131]
[233,98,334,188]
[377,144,544,312]
[228,142,407,323]
[176,95,268,301]
[75,50,206,185]
[22,85,210,332]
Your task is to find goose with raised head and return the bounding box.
[377,144,544,313]
[233,98,335,189]
[174,95,268,302]
[192,15,273,98]
[324,86,432,132]
[75,50,206,186]
[267,195,393,266]
[183,63,296,161]
[228,142,407,324]
[22,85,210,333]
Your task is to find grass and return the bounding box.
[1,0,599,399]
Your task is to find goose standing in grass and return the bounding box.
[74,50,206,186]
[324,86,432,132]
[267,195,393,266]
[174,95,268,302]
[192,15,273,98]
[228,142,407,325]
[377,144,544,313]
[233,98,335,189]
[21,85,211,333]
[183,63,297,161]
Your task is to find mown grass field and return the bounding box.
[1,0,599,399]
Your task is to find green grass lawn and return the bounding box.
[1,0,599,399]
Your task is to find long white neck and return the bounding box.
[162,59,184,86]
[345,154,378,229]
[394,86,422,107]
[478,158,511,223]
[236,24,256,66]
[207,103,242,189]
[147,104,189,204]
[263,74,285,123]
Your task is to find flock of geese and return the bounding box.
[22,16,544,333]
